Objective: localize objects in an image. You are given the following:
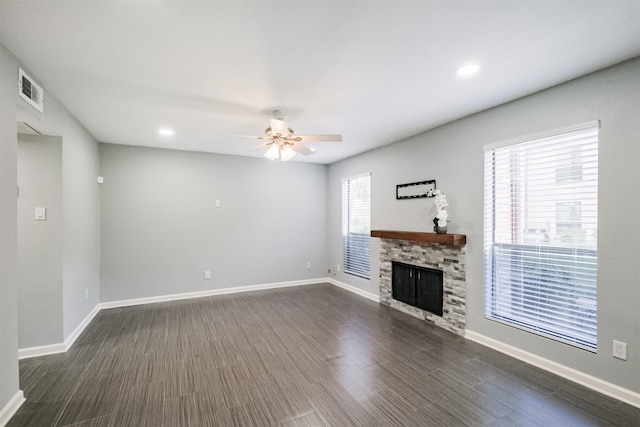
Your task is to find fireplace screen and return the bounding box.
[392,262,443,316]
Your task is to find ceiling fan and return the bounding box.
[240,110,342,161]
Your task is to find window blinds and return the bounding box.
[483,121,599,350]
[342,174,371,279]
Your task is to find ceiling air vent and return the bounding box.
[18,68,44,113]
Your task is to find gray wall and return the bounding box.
[0,41,100,414]
[57,103,101,340]
[0,43,21,414]
[328,58,640,392]
[12,65,101,343]
[15,73,101,342]
[100,144,328,302]
[17,135,63,348]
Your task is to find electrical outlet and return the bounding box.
[306,261,311,270]
[204,270,211,280]
[336,264,341,272]
[327,268,332,274]
[613,340,627,360]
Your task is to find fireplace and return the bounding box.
[372,230,467,336]
[392,262,443,316]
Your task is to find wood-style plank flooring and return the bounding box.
[9,283,640,426]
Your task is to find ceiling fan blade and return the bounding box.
[291,142,316,156]
[213,133,263,140]
[297,134,343,143]
[232,134,263,139]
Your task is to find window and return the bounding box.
[556,201,584,242]
[483,120,599,350]
[342,174,371,279]
[556,146,583,183]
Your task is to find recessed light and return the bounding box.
[158,128,174,136]
[456,63,480,78]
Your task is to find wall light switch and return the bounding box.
[97,176,104,184]
[35,207,46,220]
[215,200,221,208]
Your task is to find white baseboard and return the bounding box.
[0,390,24,427]
[18,304,101,360]
[18,278,370,359]
[19,279,327,359]
[465,330,640,409]
[328,278,380,302]
[64,305,101,351]
[18,342,66,359]
[99,278,326,309]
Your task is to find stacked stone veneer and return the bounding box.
[379,238,466,335]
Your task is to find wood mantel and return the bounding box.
[371,230,466,247]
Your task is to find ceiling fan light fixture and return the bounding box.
[264,144,280,160]
[280,145,296,162]
[241,111,341,161]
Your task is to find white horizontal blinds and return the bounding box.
[342,174,371,279]
[484,124,599,350]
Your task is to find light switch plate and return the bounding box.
[35,207,46,220]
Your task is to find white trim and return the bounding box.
[18,304,101,360]
[18,342,66,359]
[465,330,640,409]
[483,119,600,151]
[99,278,325,309]
[64,305,101,350]
[328,278,380,302]
[19,280,325,358]
[0,390,24,427]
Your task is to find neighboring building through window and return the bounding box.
[483,120,599,350]
[556,146,584,183]
[556,201,583,241]
[342,174,371,279]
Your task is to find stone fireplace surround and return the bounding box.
[371,230,467,336]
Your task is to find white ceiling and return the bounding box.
[1,1,639,164]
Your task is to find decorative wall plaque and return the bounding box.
[396,180,436,199]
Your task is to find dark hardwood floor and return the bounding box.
[9,283,639,426]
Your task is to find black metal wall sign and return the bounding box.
[396,180,436,199]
